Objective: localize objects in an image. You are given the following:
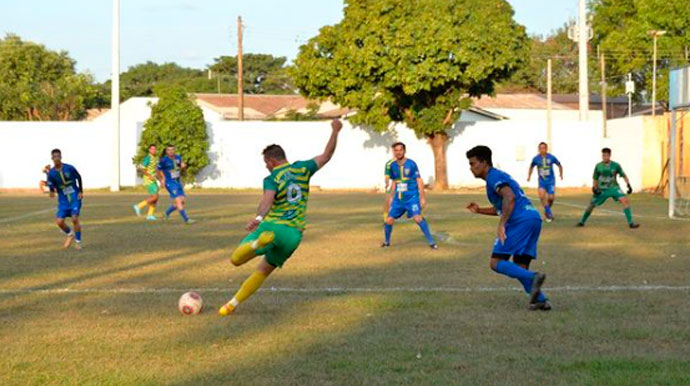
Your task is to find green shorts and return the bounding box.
[241,221,303,268]
[591,187,625,206]
[145,182,159,195]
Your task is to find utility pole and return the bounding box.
[568,0,592,121]
[547,59,552,146]
[600,51,607,137]
[237,16,244,121]
[110,0,120,192]
[649,30,666,117]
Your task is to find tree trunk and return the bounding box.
[427,132,449,190]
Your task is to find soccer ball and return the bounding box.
[178,291,203,315]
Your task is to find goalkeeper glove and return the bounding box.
[592,186,601,195]
[627,184,633,195]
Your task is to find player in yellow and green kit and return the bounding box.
[219,118,343,316]
[577,148,640,228]
[132,144,160,221]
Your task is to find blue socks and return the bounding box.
[75,231,82,243]
[61,226,71,235]
[495,260,547,302]
[165,205,177,217]
[384,223,392,244]
[179,209,189,222]
[417,219,435,245]
[544,205,552,217]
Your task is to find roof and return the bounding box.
[471,93,574,110]
[193,93,345,120]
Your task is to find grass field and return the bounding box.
[1,190,689,385]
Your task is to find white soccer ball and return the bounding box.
[178,291,203,315]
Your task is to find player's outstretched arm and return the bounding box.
[246,189,277,231]
[466,202,498,216]
[313,118,343,170]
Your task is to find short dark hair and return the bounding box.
[538,142,548,147]
[466,145,493,166]
[262,144,287,161]
[148,144,157,149]
[602,147,611,154]
[51,148,61,156]
[391,142,406,150]
[166,144,175,149]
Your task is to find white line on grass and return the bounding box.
[528,196,690,222]
[1,285,688,295]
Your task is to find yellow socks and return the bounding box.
[137,200,148,210]
[147,205,156,216]
[234,271,267,304]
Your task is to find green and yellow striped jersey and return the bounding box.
[263,160,319,231]
[140,155,158,185]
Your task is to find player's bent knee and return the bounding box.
[385,217,395,225]
[413,215,423,223]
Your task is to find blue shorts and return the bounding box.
[538,180,556,195]
[56,200,82,218]
[388,199,422,219]
[492,217,542,259]
[166,181,185,199]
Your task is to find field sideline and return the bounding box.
[1,191,689,385]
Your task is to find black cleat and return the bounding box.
[381,242,390,248]
[529,300,552,311]
[529,272,546,305]
[629,223,640,229]
[429,244,438,250]
[575,222,585,227]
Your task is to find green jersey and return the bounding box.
[140,155,157,185]
[263,160,319,231]
[593,161,626,189]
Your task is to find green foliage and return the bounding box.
[114,62,217,100]
[591,0,690,105]
[281,102,322,121]
[133,86,209,183]
[0,34,97,120]
[210,54,295,94]
[291,0,528,135]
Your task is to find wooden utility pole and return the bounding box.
[600,51,607,137]
[546,59,552,146]
[237,16,244,121]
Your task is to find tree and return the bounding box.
[291,0,528,189]
[116,61,217,100]
[134,86,209,183]
[0,34,96,120]
[591,0,690,106]
[210,54,296,94]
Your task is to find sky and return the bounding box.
[0,0,579,82]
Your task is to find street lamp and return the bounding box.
[648,30,666,117]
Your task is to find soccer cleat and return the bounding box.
[529,300,552,311]
[381,242,390,248]
[575,222,585,227]
[146,215,157,221]
[133,204,141,217]
[252,231,275,250]
[185,219,197,225]
[63,232,75,249]
[629,223,640,229]
[74,242,82,251]
[429,244,438,250]
[218,302,235,316]
[529,272,546,305]
[544,217,553,223]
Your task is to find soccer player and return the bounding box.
[381,142,437,249]
[157,145,194,224]
[45,149,84,250]
[465,145,550,311]
[527,142,563,222]
[382,158,394,222]
[219,118,343,316]
[577,148,640,228]
[133,144,160,221]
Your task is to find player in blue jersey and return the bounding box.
[382,142,437,249]
[157,145,194,224]
[45,149,84,250]
[527,142,563,222]
[466,145,550,310]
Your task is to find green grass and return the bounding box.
[1,190,689,385]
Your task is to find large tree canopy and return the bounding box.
[292,0,528,189]
[210,53,295,94]
[0,34,97,120]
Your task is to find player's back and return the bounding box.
[264,160,319,230]
[486,168,539,223]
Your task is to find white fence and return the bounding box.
[1,101,644,191]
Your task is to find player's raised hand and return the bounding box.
[466,202,480,214]
[497,224,507,245]
[331,118,343,132]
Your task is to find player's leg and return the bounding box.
[537,186,549,216]
[383,202,404,247]
[55,215,74,248]
[412,212,436,249]
[220,258,276,316]
[578,192,605,226]
[514,255,550,310]
[71,215,82,249]
[230,224,276,266]
[146,189,159,220]
[175,196,192,223]
[618,196,639,228]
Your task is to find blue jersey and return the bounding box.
[531,153,560,184]
[158,155,183,183]
[386,159,421,202]
[46,164,82,206]
[486,168,540,224]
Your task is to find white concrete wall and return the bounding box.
[0,98,645,190]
